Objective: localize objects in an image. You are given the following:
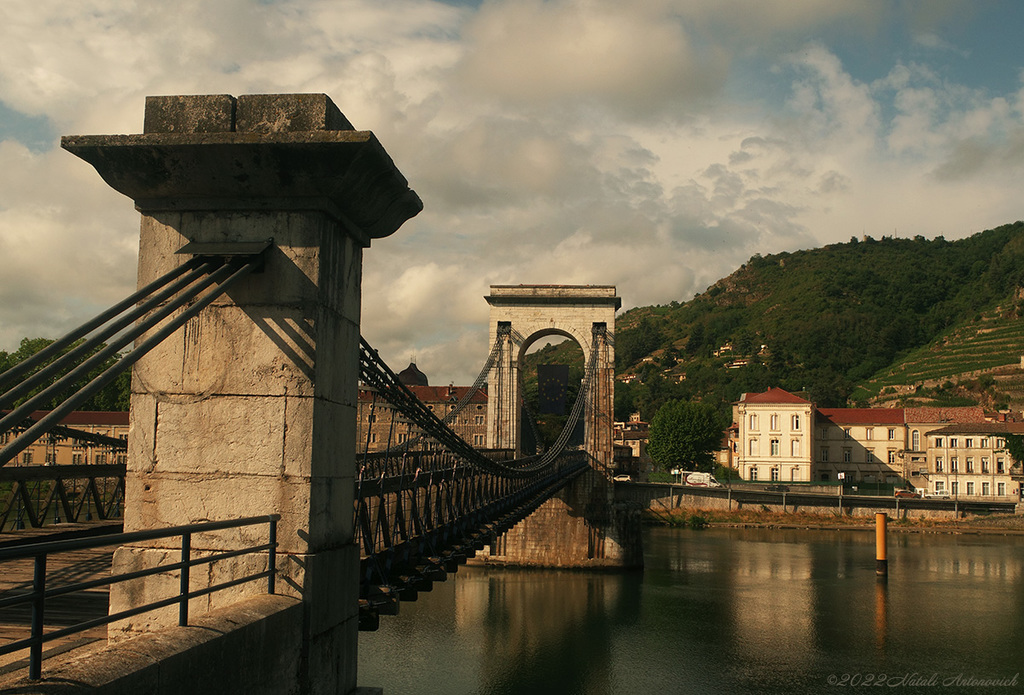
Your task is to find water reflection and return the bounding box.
[359,528,1024,694]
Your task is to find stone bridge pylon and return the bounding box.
[485,284,619,467]
[481,285,643,569]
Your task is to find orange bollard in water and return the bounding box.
[875,512,888,577]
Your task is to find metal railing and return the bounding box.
[1,464,125,531]
[0,514,278,680]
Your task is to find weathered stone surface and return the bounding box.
[144,94,237,134]
[66,93,419,695]
[236,93,354,133]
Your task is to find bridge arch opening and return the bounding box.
[520,332,585,453]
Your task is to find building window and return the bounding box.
[770,414,779,431]
[888,450,897,464]
[966,482,975,496]
[820,448,829,462]
[866,448,874,463]
[912,430,920,450]
[473,434,485,446]
[982,482,990,496]
[770,468,780,481]
[790,468,798,481]
[821,472,831,481]
[749,439,758,456]
[965,438,974,448]
[998,482,1006,496]
[116,454,127,465]
[844,428,852,440]
[95,453,107,465]
[965,457,974,473]
[475,415,485,425]
[45,452,56,464]
[951,481,959,496]
[935,457,944,472]
[888,428,896,440]
[935,437,943,447]
[750,467,759,481]
[997,458,1005,474]
[820,427,829,439]
[791,439,801,457]
[843,449,852,463]
[982,457,990,473]
[792,414,801,430]
[770,439,780,456]
[21,451,32,464]
[749,414,758,430]
[72,453,83,465]
[981,437,989,448]
[950,457,959,473]
[997,438,1006,448]
[935,481,946,493]
[865,427,874,440]
[950,438,958,448]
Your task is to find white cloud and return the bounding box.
[0,0,1022,385]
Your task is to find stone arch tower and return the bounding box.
[485,285,620,468]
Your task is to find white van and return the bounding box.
[683,471,723,488]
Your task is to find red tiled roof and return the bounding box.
[925,422,1024,435]
[358,386,487,404]
[738,387,812,405]
[817,408,904,425]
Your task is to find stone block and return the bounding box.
[293,545,360,636]
[305,618,359,695]
[144,94,237,134]
[121,471,315,554]
[236,93,354,133]
[131,308,317,399]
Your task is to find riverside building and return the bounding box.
[731,388,1023,500]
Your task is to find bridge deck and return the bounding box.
[0,523,117,675]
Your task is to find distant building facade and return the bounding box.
[2,410,129,466]
[613,412,652,479]
[731,388,1023,499]
[357,362,488,451]
[733,388,815,482]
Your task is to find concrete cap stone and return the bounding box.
[144,95,237,134]
[236,93,354,133]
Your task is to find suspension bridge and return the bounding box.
[0,93,641,694]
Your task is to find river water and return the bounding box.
[358,527,1024,694]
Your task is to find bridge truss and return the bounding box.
[354,325,608,629]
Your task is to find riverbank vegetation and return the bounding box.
[644,506,1024,534]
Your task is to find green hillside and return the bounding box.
[608,221,1024,421]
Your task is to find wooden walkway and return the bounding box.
[0,523,120,676]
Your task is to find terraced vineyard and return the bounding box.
[853,309,1024,408]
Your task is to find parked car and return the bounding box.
[924,489,951,499]
[612,474,632,482]
[894,489,921,499]
[765,484,790,492]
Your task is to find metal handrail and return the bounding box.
[0,514,279,680]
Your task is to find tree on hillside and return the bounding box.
[647,400,723,473]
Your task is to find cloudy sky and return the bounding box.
[2,0,1023,385]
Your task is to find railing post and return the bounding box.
[179,531,191,626]
[29,553,46,680]
[268,517,277,595]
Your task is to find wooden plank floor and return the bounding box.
[0,523,119,675]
